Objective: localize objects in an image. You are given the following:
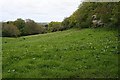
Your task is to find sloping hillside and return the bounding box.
[2,28,118,78]
[62,2,120,29]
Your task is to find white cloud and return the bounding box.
[0,0,83,22]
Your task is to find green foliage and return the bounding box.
[48,22,63,32]
[14,18,25,34]
[62,2,119,29]
[62,18,70,29]
[23,19,47,35]
[64,17,77,28]
[2,19,47,37]
[23,19,39,35]
[2,23,20,37]
[2,28,118,78]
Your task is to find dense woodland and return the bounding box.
[2,2,120,37]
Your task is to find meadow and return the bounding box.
[2,28,119,78]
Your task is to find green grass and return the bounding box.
[2,28,119,78]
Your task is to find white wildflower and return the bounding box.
[12,69,16,72]
[8,69,10,73]
[32,58,36,60]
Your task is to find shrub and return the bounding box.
[14,18,25,35]
[22,19,46,35]
[2,23,20,37]
[48,22,62,32]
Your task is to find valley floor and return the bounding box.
[2,28,119,78]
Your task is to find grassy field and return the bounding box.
[2,28,119,78]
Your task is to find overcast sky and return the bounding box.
[0,0,83,22]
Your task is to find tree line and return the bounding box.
[2,19,47,37]
[62,2,120,29]
[2,2,119,37]
[2,19,67,37]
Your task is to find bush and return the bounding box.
[23,19,44,35]
[79,22,89,28]
[48,22,62,32]
[2,23,20,37]
[2,19,48,37]
[14,18,25,35]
